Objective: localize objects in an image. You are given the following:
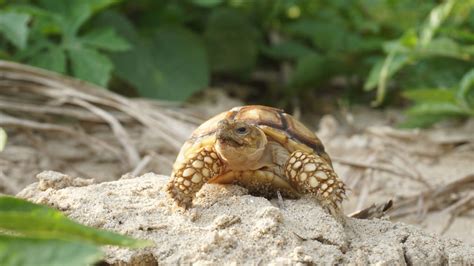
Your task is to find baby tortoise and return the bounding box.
[166,105,346,216]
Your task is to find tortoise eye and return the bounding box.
[235,127,248,134]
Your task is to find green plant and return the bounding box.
[0,196,152,265]
[365,0,474,126]
[1,0,130,86]
[1,0,473,125]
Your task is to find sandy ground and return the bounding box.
[17,171,474,265]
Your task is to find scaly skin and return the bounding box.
[285,150,346,216]
[166,146,222,209]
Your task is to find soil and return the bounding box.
[17,171,474,265]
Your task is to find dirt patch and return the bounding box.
[17,171,474,265]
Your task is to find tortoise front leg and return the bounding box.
[285,151,346,216]
[166,146,223,208]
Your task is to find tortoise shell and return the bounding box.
[177,105,332,166]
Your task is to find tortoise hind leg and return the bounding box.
[285,151,346,217]
[166,146,222,208]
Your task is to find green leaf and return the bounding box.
[80,27,131,52]
[204,8,259,74]
[68,48,113,87]
[38,0,101,36]
[95,11,209,100]
[112,26,209,101]
[263,40,313,60]
[0,11,30,49]
[364,53,409,91]
[419,0,455,46]
[403,88,456,103]
[0,235,103,266]
[29,48,66,74]
[420,37,470,60]
[0,196,152,248]
[0,128,6,151]
[407,102,468,116]
[458,68,474,109]
[39,0,93,38]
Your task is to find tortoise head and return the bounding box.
[215,119,267,169]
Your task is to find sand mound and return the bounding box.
[18,171,474,265]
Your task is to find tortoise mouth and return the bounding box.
[217,136,243,147]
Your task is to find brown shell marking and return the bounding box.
[188,105,327,158]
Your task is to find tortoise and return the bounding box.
[166,105,346,216]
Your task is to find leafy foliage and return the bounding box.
[0,196,152,266]
[0,0,473,126]
[365,0,474,126]
[1,0,129,86]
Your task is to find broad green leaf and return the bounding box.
[10,4,63,35]
[29,48,66,73]
[68,48,113,87]
[39,0,120,36]
[263,40,313,60]
[407,102,468,116]
[0,128,6,151]
[80,27,131,52]
[458,68,474,109]
[0,196,152,248]
[403,88,455,102]
[0,11,30,49]
[92,11,139,42]
[0,235,103,266]
[112,24,209,101]
[38,0,91,36]
[205,8,259,74]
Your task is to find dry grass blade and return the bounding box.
[332,156,430,188]
[71,98,140,166]
[0,60,196,177]
[389,174,474,218]
[0,113,123,159]
[349,200,393,219]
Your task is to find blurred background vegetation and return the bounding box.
[0,0,473,127]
